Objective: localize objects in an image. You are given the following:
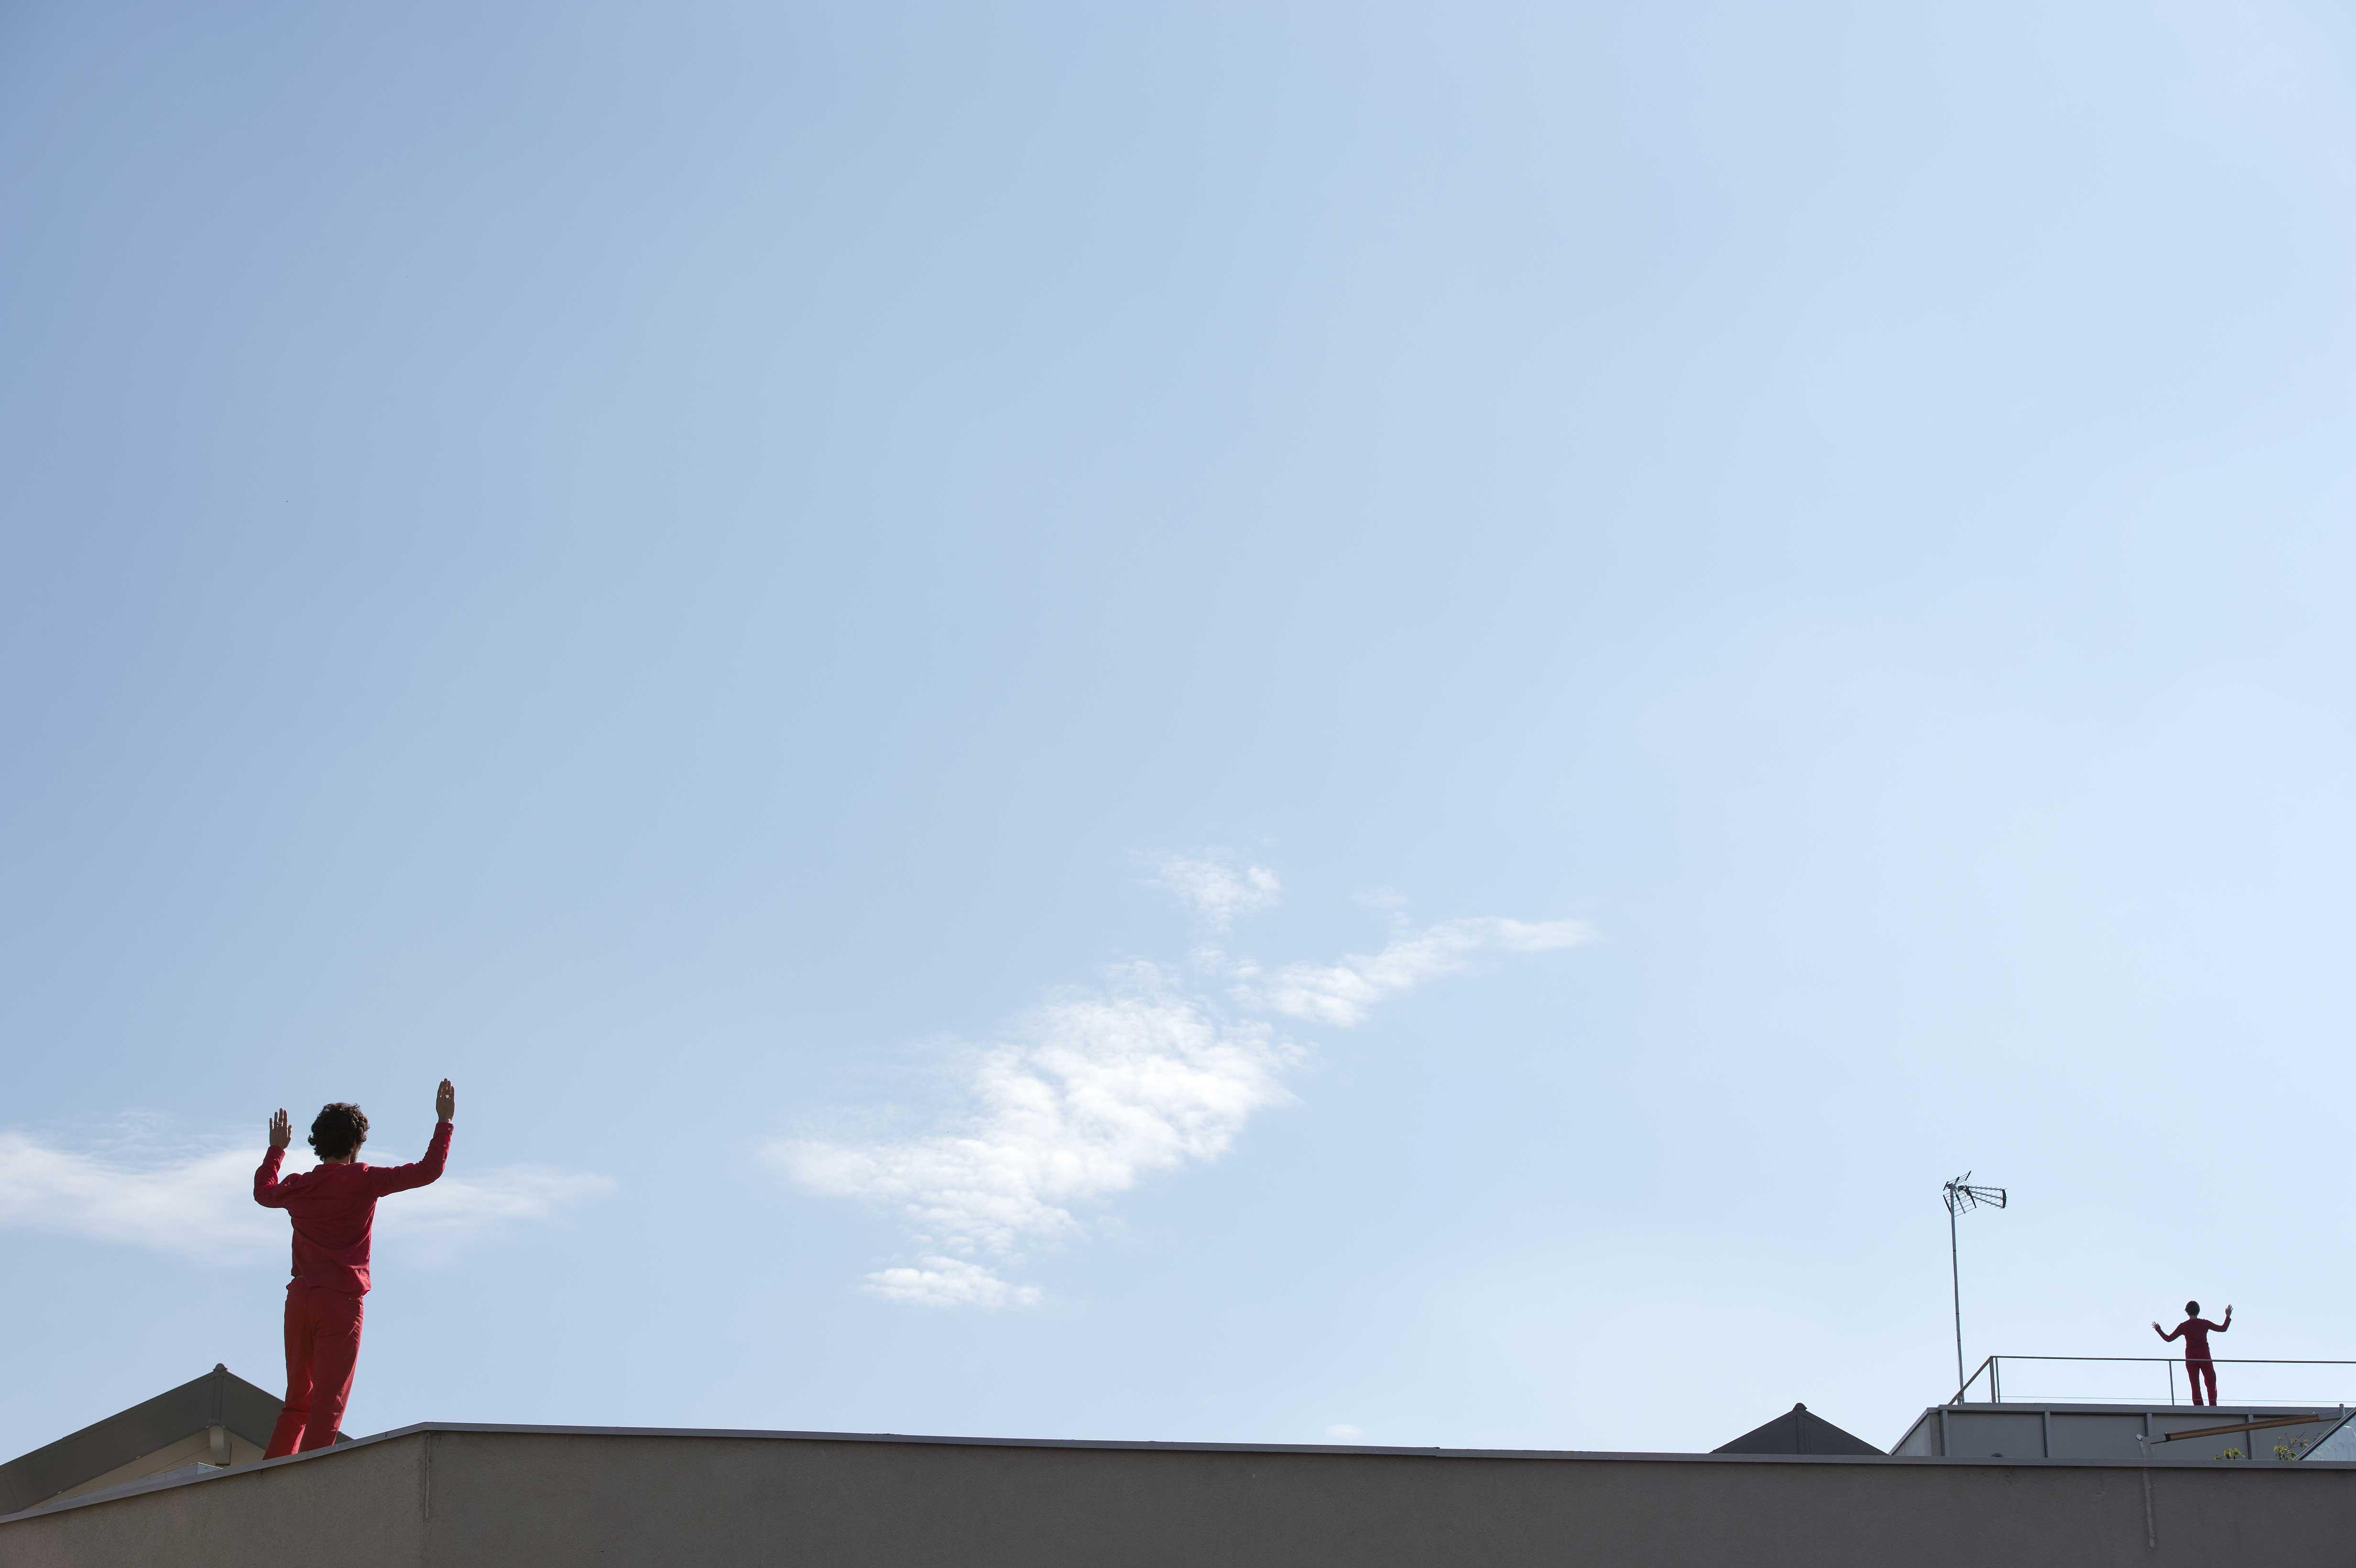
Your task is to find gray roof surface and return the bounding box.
[1715,1403,1883,1455]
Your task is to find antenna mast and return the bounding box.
[1942,1173,2008,1400]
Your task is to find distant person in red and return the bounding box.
[253,1079,454,1458]
[2152,1300,2232,1406]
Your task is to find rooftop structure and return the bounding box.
[0,1365,282,1516]
[1895,1403,2348,1462]
[1909,1353,2356,1462]
[1713,1402,1881,1456]
[9,1366,2356,1565]
[8,1417,2356,1567]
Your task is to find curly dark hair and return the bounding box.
[309,1102,370,1161]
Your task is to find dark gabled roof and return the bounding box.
[1714,1403,1882,1456]
[0,1365,281,1514]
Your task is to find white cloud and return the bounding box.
[0,1130,613,1261]
[379,1167,619,1241]
[780,868,1591,1308]
[0,1137,264,1255]
[1244,916,1594,1027]
[772,964,1296,1258]
[1151,856,1282,928]
[1324,1424,1367,1442]
[862,1256,1043,1309]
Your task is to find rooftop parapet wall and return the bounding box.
[9,1424,2356,1568]
[1894,1403,2351,1462]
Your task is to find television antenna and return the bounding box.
[1943,1173,2007,1400]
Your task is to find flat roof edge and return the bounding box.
[12,1422,2356,1525]
[1893,1402,2353,1441]
[1915,1402,2349,1414]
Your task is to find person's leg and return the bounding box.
[2197,1361,2218,1405]
[295,1293,365,1453]
[2189,1360,2214,1406]
[265,1289,316,1458]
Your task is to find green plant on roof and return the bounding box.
[2214,1447,2243,1460]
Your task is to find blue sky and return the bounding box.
[3,0,2353,1459]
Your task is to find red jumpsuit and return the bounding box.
[2159,1315,2229,1405]
[253,1122,451,1456]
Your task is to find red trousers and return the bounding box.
[2187,1358,2218,1406]
[265,1283,365,1458]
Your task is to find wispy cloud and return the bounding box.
[0,1129,614,1261]
[773,963,1296,1265]
[862,1256,1043,1309]
[377,1167,618,1262]
[779,869,1588,1307]
[1150,855,1282,929]
[1243,917,1594,1027]
[0,1138,264,1255]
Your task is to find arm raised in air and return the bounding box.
[254,1109,294,1208]
[365,1080,456,1196]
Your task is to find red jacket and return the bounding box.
[254,1122,452,1295]
[2160,1316,2228,1361]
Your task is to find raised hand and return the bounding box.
[435,1078,455,1122]
[269,1108,292,1150]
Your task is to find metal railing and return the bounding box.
[1954,1355,2356,1408]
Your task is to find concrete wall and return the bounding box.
[0,1434,423,1568]
[8,1425,2356,1568]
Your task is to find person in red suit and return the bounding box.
[2153,1300,2232,1406]
[254,1080,454,1457]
